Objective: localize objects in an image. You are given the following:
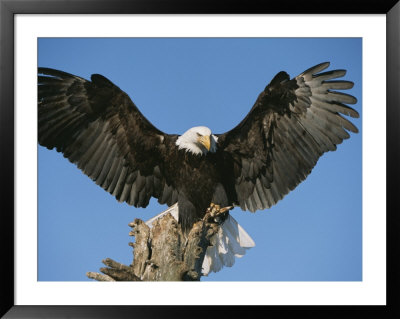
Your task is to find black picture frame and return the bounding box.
[1,0,399,318]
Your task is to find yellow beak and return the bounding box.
[198,135,211,151]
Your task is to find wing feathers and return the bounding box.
[119,179,132,203]
[38,68,177,210]
[309,96,359,118]
[113,165,128,199]
[324,91,357,104]
[96,143,118,187]
[299,62,330,80]
[219,62,358,213]
[313,69,347,81]
[90,139,111,178]
[322,80,354,90]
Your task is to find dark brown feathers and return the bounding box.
[38,68,175,209]
[217,62,359,212]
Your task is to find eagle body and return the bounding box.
[157,141,228,230]
[38,62,358,240]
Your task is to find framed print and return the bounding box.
[35,37,363,283]
[1,0,399,318]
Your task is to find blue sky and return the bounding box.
[38,38,362,281]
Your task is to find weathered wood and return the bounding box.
[87,204,230,281]
[86,272,115,282]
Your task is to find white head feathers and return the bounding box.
[175,126,218,155]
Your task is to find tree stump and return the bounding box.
[87,204,231,281]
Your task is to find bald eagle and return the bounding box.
[38,62,358,275]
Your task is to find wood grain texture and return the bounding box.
[87,204,230,281]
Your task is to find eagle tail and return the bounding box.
[144,205,255,276]
[201,214,255,276]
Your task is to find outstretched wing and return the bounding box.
[217,62,359,212]
[38,68,179,208]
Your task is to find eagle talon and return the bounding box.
[219,206,233,214]
[207,204,233,224]
[209,203,220,217]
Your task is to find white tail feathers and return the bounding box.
[201,214,255,275]
[144,204,255,276]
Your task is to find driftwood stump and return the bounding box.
[87,204,231,281]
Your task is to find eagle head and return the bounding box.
[175,126,218,155]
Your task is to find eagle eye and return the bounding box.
[196,132,202,137]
